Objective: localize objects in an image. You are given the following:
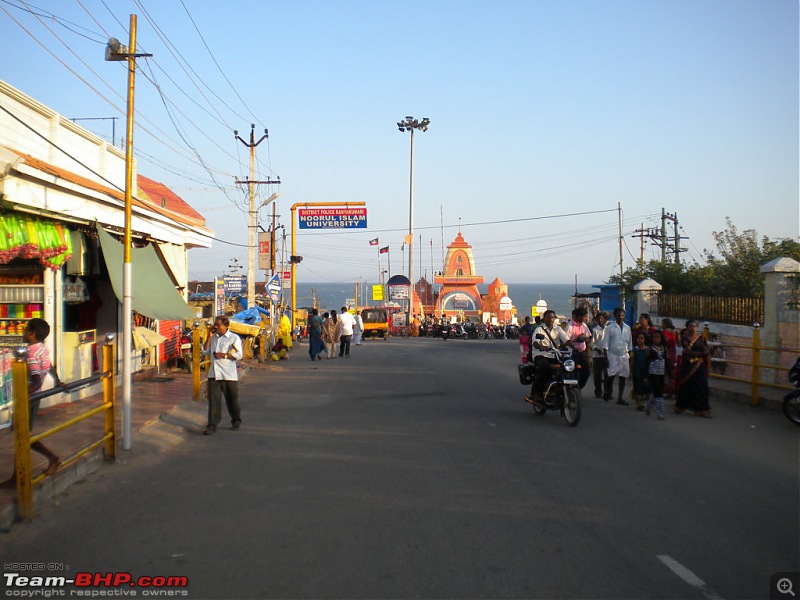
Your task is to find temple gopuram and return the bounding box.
[432,232,484,319]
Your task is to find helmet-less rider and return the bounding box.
[524,310,570,407]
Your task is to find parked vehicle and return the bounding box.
[518,335,582,426]
[361,308,389,339]
[180,327,194,373]
[783,357,800,426]
[450,322,468,340]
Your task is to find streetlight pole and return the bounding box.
[397,116,429,326]
[105,16,151,451]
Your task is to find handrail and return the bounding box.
[9,338,116,521]
[29,372,108,402]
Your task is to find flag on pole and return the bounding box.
[369,238,379,246]
[379,246,389,254]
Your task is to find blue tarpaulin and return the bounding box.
[231,306,270,324]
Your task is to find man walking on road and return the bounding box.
[601,307,633,405]
[338,307,356,358]
[202,316,243,435]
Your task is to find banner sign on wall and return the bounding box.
[298,207,367,229]
[258,232,271,270]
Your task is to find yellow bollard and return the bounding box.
[103,336,117,459]
[11,349,33,521]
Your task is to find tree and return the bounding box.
[607,218,800,298]
[704,218,800,297]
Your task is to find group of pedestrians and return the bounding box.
[524,307,712,420]
[306,308,364,361]
[201,306,367,437]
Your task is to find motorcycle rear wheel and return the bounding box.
[561,387,582,426]
[783,392,800,426]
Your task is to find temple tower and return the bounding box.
[434,231,484,318]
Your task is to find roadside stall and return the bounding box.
[229,306,271,359]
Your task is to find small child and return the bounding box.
[1,318,63,488]
[645,329,668,421]
[630,331,651,410]
[270,339,289,361]
[519,316,533,364]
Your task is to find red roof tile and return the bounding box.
[137,175,206,227]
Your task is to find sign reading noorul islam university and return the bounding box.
[298,207,367,229]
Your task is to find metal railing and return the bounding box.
[702,324,797,406]
[658,294,764,326]
[9,336,116,521]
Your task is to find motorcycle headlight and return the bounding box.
[564,359,576,372]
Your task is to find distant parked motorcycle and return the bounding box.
[180,327,194,373]
[450,322,468,340]
[783,357,800,426]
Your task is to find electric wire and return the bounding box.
[0,101,252,248]
[12,0,273,220]
[178,0,261,125]
[1,0,105,42]
[12,1,249,212]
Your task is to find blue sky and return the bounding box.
[1,0,797,286]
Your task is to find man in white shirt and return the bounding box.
[202,316,243,434]
[338,307,356,358]
[525,310,568,406]
[601,307,633,404]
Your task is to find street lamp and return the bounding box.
[105,17,151,451]
[397,116,430,325]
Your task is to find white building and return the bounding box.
[0,80,213,417]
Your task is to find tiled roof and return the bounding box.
[3,147,207,230]
[137,175,206,227]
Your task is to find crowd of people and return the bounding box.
[306,308,364,361]
[522,307,712,419]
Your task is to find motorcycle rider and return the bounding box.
[525,310,568,407]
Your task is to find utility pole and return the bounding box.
[104,15,151,451]
[235,124,280,309]
[661,209,688,265]
[617,202,624,280]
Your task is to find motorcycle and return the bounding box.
[463,321,479,339]
[179,328,194,373]
[783,357,800,426]
[450,322,468,340]
[517,337,582,426]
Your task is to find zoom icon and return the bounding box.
[772,572,799,599]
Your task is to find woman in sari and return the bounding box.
[307,308,323,361]
[674,320,711,417]
[660,318,679,397]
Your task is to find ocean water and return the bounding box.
[294,282,601,318]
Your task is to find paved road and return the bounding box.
[3,338,799,599]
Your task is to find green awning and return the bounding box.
[97,227,195,321]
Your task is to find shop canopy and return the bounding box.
[98,227,195,321]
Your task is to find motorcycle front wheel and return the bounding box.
[783,391,800,426]
[561,387,582,426]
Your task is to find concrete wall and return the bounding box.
[639,257,800,385]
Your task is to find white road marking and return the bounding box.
[658,555,726,600]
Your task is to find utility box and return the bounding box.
[62,329,96,382]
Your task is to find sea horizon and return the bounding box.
[293,281,607,318]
